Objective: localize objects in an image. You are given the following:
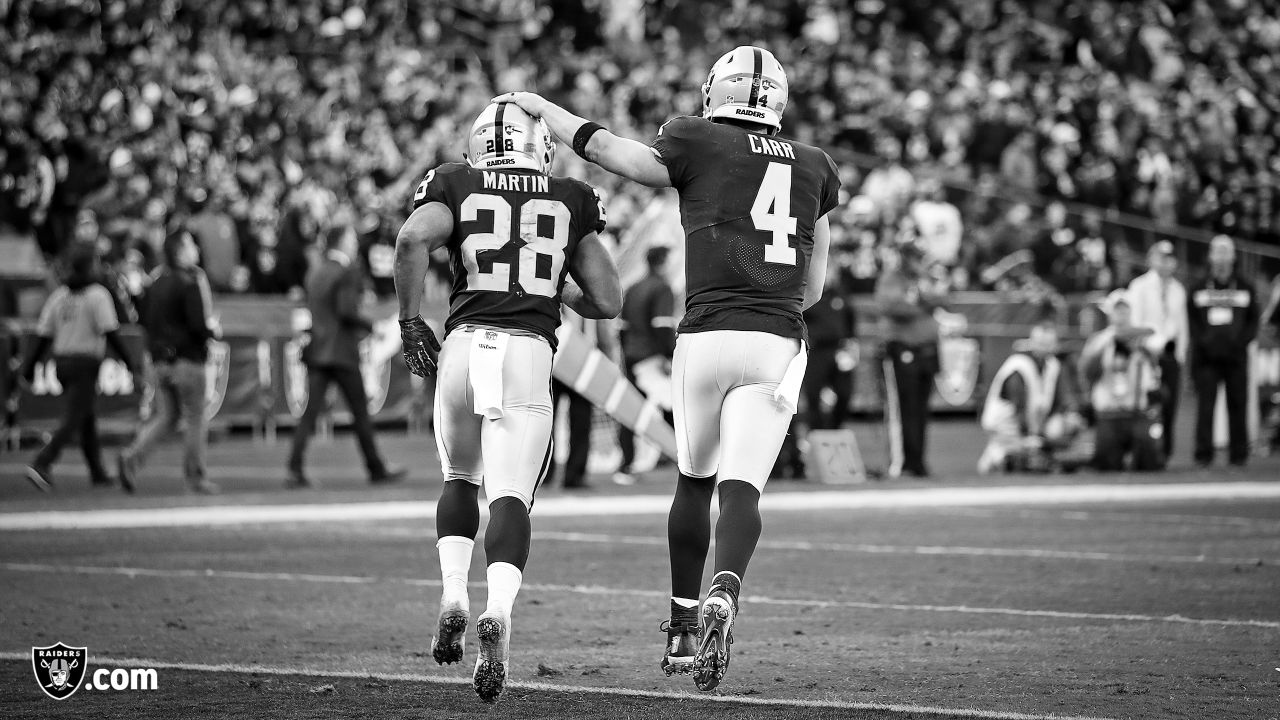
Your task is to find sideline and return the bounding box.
[2,481,1280,531]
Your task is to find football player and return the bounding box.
[498,45,840,690]
[393,102,621,703]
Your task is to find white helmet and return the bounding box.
[467,102,555,173]
[702,46,789,132]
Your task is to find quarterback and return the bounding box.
[500,45,840,690]
[393,102,621,702]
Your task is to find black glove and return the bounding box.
[400,317,442,378]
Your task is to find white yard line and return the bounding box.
[0,651,1116,720]
[326,526,1273,566]
[5,562,1277,630]
[3,482,1280,531]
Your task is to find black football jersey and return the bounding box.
[412,163,606,348]
[651,116,840,340]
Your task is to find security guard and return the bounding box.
[1187,236,1260,467]
[875,244,943,478]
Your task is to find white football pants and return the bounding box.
[433,328,554,509]
[672,330,802,491]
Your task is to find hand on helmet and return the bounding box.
[400,317,442,378]
[493,92,549,118]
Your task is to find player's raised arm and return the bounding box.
[802,214,832,311]
[562,231,622,319]
[496,92,672,189]
[394,201,453,321]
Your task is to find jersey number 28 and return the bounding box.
[459,194,569,298]
[752,162,798,266]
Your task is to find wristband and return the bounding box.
[571,121,606,159]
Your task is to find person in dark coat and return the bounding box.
[117,229,219,494]
[286,225,405,487]
[1187,236,1260,467]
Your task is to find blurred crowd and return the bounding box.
[3,0,1280,305]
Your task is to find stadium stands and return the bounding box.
[3,0,1280,298]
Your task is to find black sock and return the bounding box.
[667,472,715,601]
[713,479,761,583]
[484,496,532,571]
[436,480,480,539]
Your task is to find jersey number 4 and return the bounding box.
[459,194,569,297]
[752,162,798,266]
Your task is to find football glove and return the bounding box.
[399,317,441,378]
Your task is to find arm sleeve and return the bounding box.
[411,164,460,212]
[819,152,842,218]
[650,117,699,190]
[183,278,214,344]
[574,182,607,235]
[1244,284,1261,343]
[336,267,374,331]
[35,288,64,338]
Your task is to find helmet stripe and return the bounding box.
[747,47,763,107]
[494,102,507,157]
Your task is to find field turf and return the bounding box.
[1,421,1277,720]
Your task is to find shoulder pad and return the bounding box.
[656,116,709,140]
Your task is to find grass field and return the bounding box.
[1,421,1278,720]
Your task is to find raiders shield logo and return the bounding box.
[935,335,980,407]
[32,643,87,700]
[204,340,231,421]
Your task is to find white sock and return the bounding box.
[485,562,523,618]
[436,536,474,608]
[672,597,699,609]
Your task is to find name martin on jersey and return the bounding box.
[482,171,550,194]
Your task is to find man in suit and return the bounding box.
[287,225,405,487]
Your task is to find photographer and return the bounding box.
[1080,290,1166,472]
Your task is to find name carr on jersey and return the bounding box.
[483,171,551,194]
[747,133,796,160]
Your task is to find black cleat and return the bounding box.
[659,604,700,676]
[472,614,509,703]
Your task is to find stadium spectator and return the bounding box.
[1187,236,1261,468]
[7,0,1280,288]
[1127,240,1189,461]
[615,245,676,486]
[19,242,140,491]
[117,229,219,494]
[1080,290,1166,472]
